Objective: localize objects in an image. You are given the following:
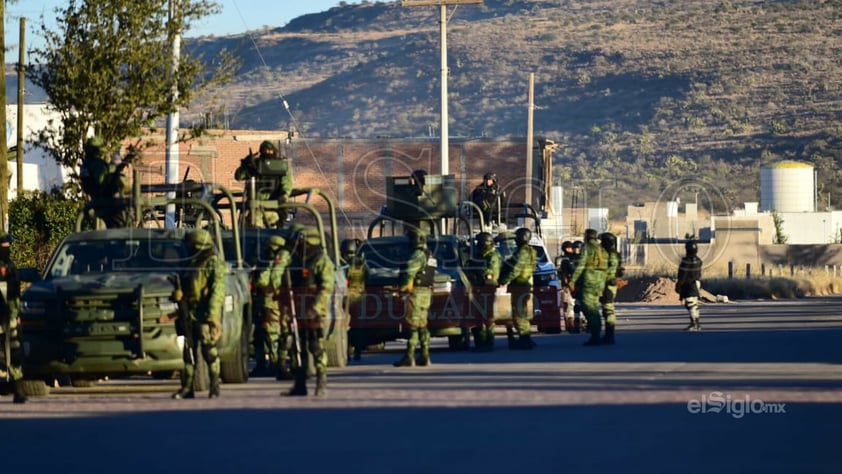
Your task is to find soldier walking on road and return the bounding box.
[1,232,27,403]
[284,227,335,396]
[393,229,437,367]
[569,229,609,346]
[470,232,501,352]
[676,240,703,331]
[172,229,226,399]
[342,239,370,362]
[252,235,292,378]
[499,228,537,350]
[598,232,622,345]
[556,241,577,333]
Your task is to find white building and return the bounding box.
[5,104,71,198]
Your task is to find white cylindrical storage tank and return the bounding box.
[760,161,815,213]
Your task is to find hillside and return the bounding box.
[18,0,842,216]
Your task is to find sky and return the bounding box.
[5,0,368,54]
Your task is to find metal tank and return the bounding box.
[760,161,815,213]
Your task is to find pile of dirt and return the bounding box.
[616,276,720,304]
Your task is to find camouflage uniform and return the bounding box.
[252,236,291,378]
[79,137,131,228]
[676,241,703,331]
[284,227,335,397]
[556,241,576,333]
[235,140,294,228]
[0,233,26,403]
[471,172,506,227]
[569,229,609,346]
[342,239,370,361]
[393,230,436,367]
[499,228,537,350]
[173,229,226,399]
[599,233,621,345]
[470,232,501,352]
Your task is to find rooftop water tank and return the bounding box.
[760,161,815,213]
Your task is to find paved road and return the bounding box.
[2,297,841,473]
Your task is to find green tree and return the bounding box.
[27,0,238,181]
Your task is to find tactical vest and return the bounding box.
[585,243,608,271]
[346,257,366,292]
[414,248,437,288]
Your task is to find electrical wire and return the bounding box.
[230,0,353,228]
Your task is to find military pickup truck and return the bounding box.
[18,193,252,396]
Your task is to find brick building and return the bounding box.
[130,130,544,240]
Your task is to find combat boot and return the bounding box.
[393,353,415,367]
[275,364,295,381]
[484,327,496,351]
[416,348,431,366]
[208,377,221,399]
[583,328,601,346]
[12,380,27,404]
[602,324,615,345]
[685,318,701,331]
[511,334,535,350]
[172,370,195,399]
[315,371,327,397]
[506,326,517,349]
[282,369,308,396]
[171,387,195,399]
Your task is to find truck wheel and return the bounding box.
[221,316,250,384]
[70,378,98,388]
[20,380,50,396]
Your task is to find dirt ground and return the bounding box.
[615,276,717,304]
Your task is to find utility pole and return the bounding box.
[165,0,181,228]
[16,17,25,197]
[401,0,483,176]
[526,72,535,209]
[0,0,7,230]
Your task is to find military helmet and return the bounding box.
[584,228,599,241]
[266,235,286,251]
[572,240,584,252]
[0,230,11,244]
[561,240,573,252]
[296,226,322,247]
[599,232,617,252]
[514,227,532,247]
[259,140,278,157]
[186,229,214,251]
[685,240,698,256]
[83,136,105,160]
[406,229,427,249]
[340,238,358,256]
[476,232,494,249]
[483,172,497,183]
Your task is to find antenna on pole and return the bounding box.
[401,0,483,176]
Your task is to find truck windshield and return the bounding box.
[46,239,187,278]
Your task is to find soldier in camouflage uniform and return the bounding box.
[556,241,577,333]
[598,232,621,345]
[172,229,226,399]
[0,232,26,403]
[569,229,609,346]
[79,137,132,228]
[342,239,370,362]
[499,228,537,350]
[470,232,501,352]
[235,140,294,228]
[676,240,703,331]
[284,227,335,397]
[252,235,292,378]
[393,229,436,367]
